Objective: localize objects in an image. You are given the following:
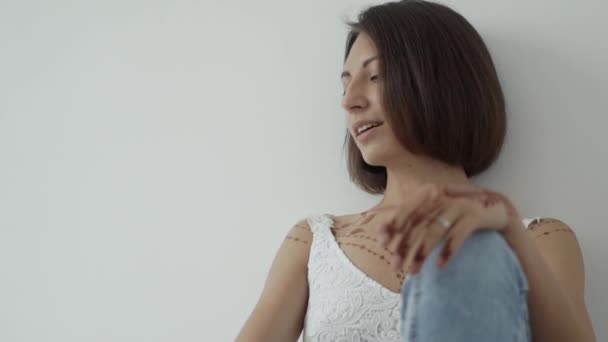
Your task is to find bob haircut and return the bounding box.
[343,0,507,195]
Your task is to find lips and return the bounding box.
[355,122,383,136]
[357,122,382,136]
[359,124,380,135]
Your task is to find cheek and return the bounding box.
[371,92,388,117]
[371,91,382,104]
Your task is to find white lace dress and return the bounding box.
[301,213,540,342]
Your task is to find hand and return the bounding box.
[442,183,526,240]
[369,183,515,275]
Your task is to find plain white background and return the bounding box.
[0,0,605,341]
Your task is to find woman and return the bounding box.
[236,1,596,341]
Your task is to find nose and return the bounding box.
[341,79,369,114]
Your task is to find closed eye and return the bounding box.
[341,75,381,95]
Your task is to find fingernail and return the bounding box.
[441,238,452,257]
[414,246,425,262]
[438,239,452,267]
[438,256,448,268]
[440,247,452,261]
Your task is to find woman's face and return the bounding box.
[341,32,400,166]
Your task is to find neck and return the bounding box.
[375,154,472,209]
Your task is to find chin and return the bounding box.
[361,152,386,167]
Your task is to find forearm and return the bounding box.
[502,228,596,342]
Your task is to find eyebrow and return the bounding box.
[340,55,379,80]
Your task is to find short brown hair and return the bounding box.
[343,0,507,194]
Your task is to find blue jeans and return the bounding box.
[400,230,531,341]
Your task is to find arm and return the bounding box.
[502,218,596,342]
[235,219,312,342]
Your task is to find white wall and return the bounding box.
[0,0,605,341]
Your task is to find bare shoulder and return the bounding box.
[525,217,576,237]
[524,217,596,340]
[525,217,580,258]
[279,218,314,268]
[281,212,364,255]
[525,217,585,299]
[286,217,313,241]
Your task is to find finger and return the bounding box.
[410,204,462,274]
[407,240,425,274]
[381,218,409,254]
[394,219,424,270]
[399,207,441,270]
[408,229,432,275]
[397,208,425,244]
[386,230,405,254]
[398,224,427,272]
[397,206,436,260]
[380,184,444,252]
[381,207,423,249]
[411,214,449,274]
[395,183,440,230]
[437,216,479,269]
[377,218,395,246]
[398,186,444,239]
[403,200,444,252]
[378,219,399,247]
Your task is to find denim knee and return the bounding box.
[400,231,531,341]
[412,229,528,296]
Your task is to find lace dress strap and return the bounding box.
[522,217,542,229]
[306,214,335,235]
